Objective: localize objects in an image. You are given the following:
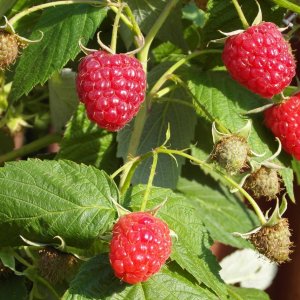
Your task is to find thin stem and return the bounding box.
[13,250,32,268]
[109,5,133,29]
[0,133,61,164]
[110,156,140,179]
[125,0,183,159]
[141,152,158,211]
[110,3,124,53]
[231,0,249,29]
[153,85,177,99]
[138,0,180,70]
[168,74,230,134]
[119,152,152,195]
[156,147,267,224]
[123,5,143,40]
[9,0,104,25]
[149,49,222,99]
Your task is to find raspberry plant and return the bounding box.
[0,0,299,299]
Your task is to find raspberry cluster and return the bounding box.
[222,22,295,98]
[76,51,146,131]
[109,212,172,284]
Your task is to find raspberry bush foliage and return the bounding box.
[0,0,300,299]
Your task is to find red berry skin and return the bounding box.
[222,22,296,99]
[109,212,172,284]
[76,51,146,131]
[264,93,300,160]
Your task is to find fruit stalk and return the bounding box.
[110,3,125,54]
[0,133,61,164]
[231,0,249,29]
[121,0,180,186]
[156,147,267,225]
[141,151,158,211]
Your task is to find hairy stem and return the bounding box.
[156,147,267,224]
[110,3,125,53]
[13,250,32,268]
[125,0,180,160]
[149,49,222,99]
[231,0,249,29]
[9,0,105,25]
[0,133,61,164]
[141,152,158,211]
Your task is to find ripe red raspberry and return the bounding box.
[109,212,172,284]
[76,51,146,131]
[264,93,300,160]
[222,22,295,98]
[0,31,19,70]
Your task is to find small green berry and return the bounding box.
[213,135,249,175]
[244,166,280,200]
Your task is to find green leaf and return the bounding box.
[124,185,227,299]
[182,3,207,28]
[186,70,294,199]
[9,4,107,102]
[152,41,184,63]
[227,285,270,300]
[0,276,28,300]
[0,160,117,247]
[56,104,119,173]
[124,1,187,50]
[117,89,197,189]
[63,254,218,300]
[49,69,79,132]
[0,0,17,16]
[177,178,259,248]
[203,0,285,45]
[279,168,295,203]
[292,158,300,185]
[0,248,15,270]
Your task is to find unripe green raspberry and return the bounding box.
[244,166,280,200]
[38,247,78,284]
[249,218,293,264]
[213,135,249,175]
[0,31,19,70]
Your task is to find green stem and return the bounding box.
[231,0,249,29]
[153,85,177,99]
[110,3,125,53]
[140,152,158,211]
[109,5,133,30]
[13,250,32,268]
[167,74,230,134]
[125,0,180,160]
[123,5,143,41]
[156,147,267,225]
[138,0,180,70]
[149,49,222,99]
[119,152,152,195]
[0,133,61,164]
[9,0,104,25]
